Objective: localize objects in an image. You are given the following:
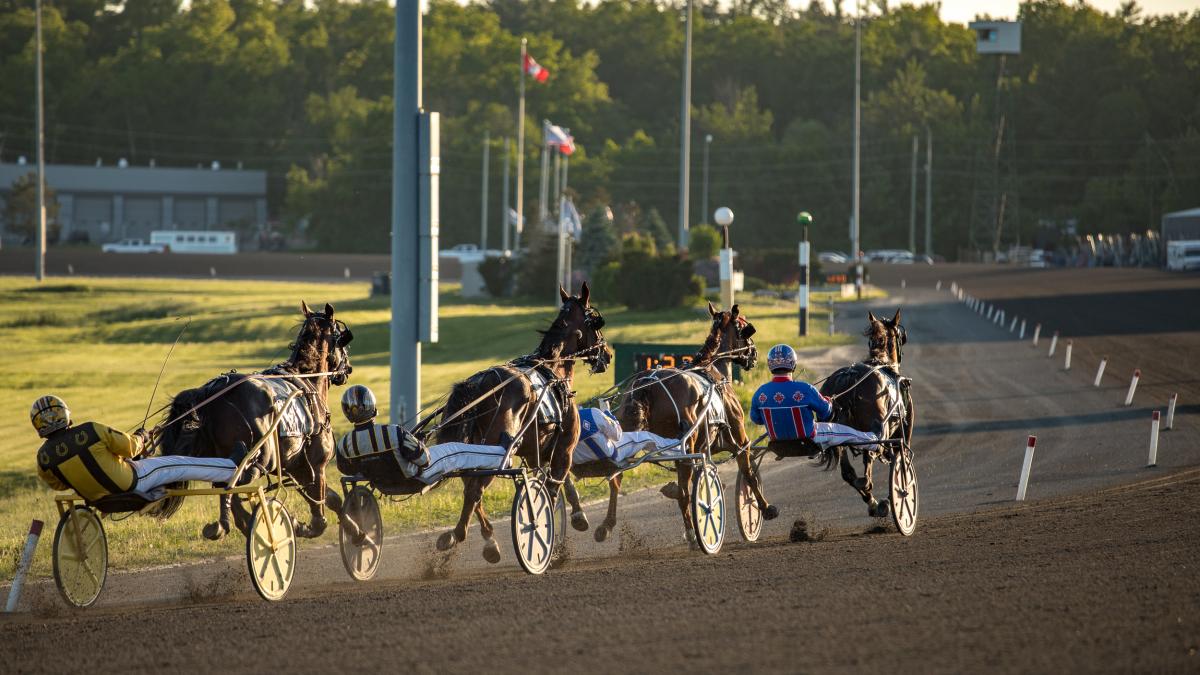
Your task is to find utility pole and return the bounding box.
[925,126,933,256]
[908,134,918,253]
[35,0,46,282]
[852,2,863,299]
[677,0,694,248]
[501,137,511,252]
[480,131,489,250]
[390,0,421,424]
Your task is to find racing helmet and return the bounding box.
[341,384,377,425]
[766,344,798,374]
[31,395,71,438]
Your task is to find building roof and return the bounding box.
[0,162,266,197]
[1163,207,1200,219]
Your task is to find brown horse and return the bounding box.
[434,283,609,563]
[817,309,913,517]
[159,302,353,539]
[613,303,767,545]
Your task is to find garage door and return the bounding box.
[175,198,205,229]
[124,197,160,239]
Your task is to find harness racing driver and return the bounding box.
[32,395,255,502]
[749,344,881,452]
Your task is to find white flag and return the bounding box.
[560,198,582,240]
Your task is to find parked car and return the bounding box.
[101,238,168,253]
[818,251,848,264]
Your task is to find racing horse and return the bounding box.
[817,309,913,517]
[434,283,609,563]
[159,301,353,539]
[614,303,765,545]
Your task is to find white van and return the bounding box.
[150,230,238,254]
[1166,240,1200,271]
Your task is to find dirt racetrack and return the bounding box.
[2,469,1197,673]
[1,257,1198,672]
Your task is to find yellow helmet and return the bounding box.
[31,395,71,438]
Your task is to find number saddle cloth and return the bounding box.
[260,376,318,438]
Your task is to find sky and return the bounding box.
[845,0,1200,26]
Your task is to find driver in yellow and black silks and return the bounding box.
[32,395,251,502]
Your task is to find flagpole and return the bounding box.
[35,0,46,282]
[538,120,550,229]
[480,130,490,250]
[515,39,527,253]
[501,137,511,252]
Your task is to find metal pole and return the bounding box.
[702,134,711,225]
[480,131,489,250]
[390,0,421,424]
[538,120,549,229]
[853,2,863,300]
[35,0,46,282]
[799,228,809,336]
[677,0,693,248]
[908,134,917,253]
[515,39,527,253]
[925,126,933,256]
[501,137,511,252]
[551,150,561,220]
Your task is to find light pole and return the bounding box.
[702,134,712,226]
[852,0,863,300]
[35,0,46,282]
[714,206,734,311]
[797,211,812,336]
[677,0,694,248]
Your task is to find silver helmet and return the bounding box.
[341,384,377,425]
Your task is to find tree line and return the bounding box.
[1,0,1198,258]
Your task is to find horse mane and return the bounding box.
[280,318,328,374]
[691,317,723,365]
[533,303,577,359]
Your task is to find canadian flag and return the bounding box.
[545,123,575,156]
[523,53,549,83]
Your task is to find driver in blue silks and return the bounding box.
[574,405,676,467]
[749,344,880,451]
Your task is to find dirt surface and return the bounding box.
[0,262,1198,673]
[2,469,1197,674]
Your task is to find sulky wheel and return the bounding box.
[339,486,383,581]
[735,467,763,543]
[690,462,726,555]
[511,479,555,575]
[246,497,297,601]
[889,446,919,537]
[552,487,568,559]
[52,506,107,608]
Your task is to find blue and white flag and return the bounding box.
[559,198,582,240]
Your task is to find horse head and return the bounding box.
[707,301,758,370]
[549,281,611,374]
[296,301,354,385]
[864,309,906,364]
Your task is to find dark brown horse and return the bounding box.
[818,309,913,517]
[614,303,767,545]
[159,302,353,539]
[434,283,609,563]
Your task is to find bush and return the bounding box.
[612,250,704,310]
[478,256,514,297]
[738,248,823,285]
[515,229,558,297]
[689,224,721,260]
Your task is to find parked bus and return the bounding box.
[1166,240,1200,271]
[150,230,238,254]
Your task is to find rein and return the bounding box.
[151,369,348,436]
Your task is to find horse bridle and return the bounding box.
[300,313,355,385]
[869,322,907,364]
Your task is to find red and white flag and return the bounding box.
[523,53,550,83]
[545,123,575,156]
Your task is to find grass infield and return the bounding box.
[0,276,858,578]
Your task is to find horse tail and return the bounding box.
[437,377,479,445]
[159,386,208,457]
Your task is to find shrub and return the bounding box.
[689,224,721,260]
[478,256,514,297]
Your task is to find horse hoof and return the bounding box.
[571,511,590,532]
[868,499,891,518]
[660,482,682,500]
[202,522,226,541]
[482,538,502,564]
[763,504,780,520]
[683,529,697,549]
[436,531,458,551]
[594,525,609,543]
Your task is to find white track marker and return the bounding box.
[1048,331,1058,357]
[1093,358,1107,387]
[987,304,994,320]
[1019,319,1026,340]
[1032,323,1041,346]
[936,280,942,291]
[1010,316,1018,332]
[343,267,351,279]
[209,266,217,278]
[1064,340,1073,370]
[1166,393,1178,431]
[1016,436,1036,501]
[1147,411,1161,467]
[1124,369,1141,406]
[5,520,43,613]
[67,264,74,275]
[901,279,907,289]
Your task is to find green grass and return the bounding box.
[0,276,858,578]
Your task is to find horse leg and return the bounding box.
[438,475,482,552]
[293,438,331,539]
[675,462,697,547]
[863,453,890,518]
[736,450,777,520]
[840,449,874,506]
[594,473,621,543]
[202,493,234,541]
[562,475,590,532]
[472,477,502,563]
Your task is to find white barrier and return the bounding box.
[1019,319,1026,340]
[987,304,994,320]
[1016,436,1036,501]
[1064,340,1072,370]
[1048,331,1059,357]
[1124,369,1141,406]
[343,267,351,279]
[1093,358,1107,387]
[901,279,907,289]
[936,280,942,291]
[209,266,217,278]
[5,520,43,613]
[1010,316,1018,332]
[1147,411,1161,467]
[1166,393,1178,431]
[1032,323,1042,346]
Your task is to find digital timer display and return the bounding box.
[632,352,693,373]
